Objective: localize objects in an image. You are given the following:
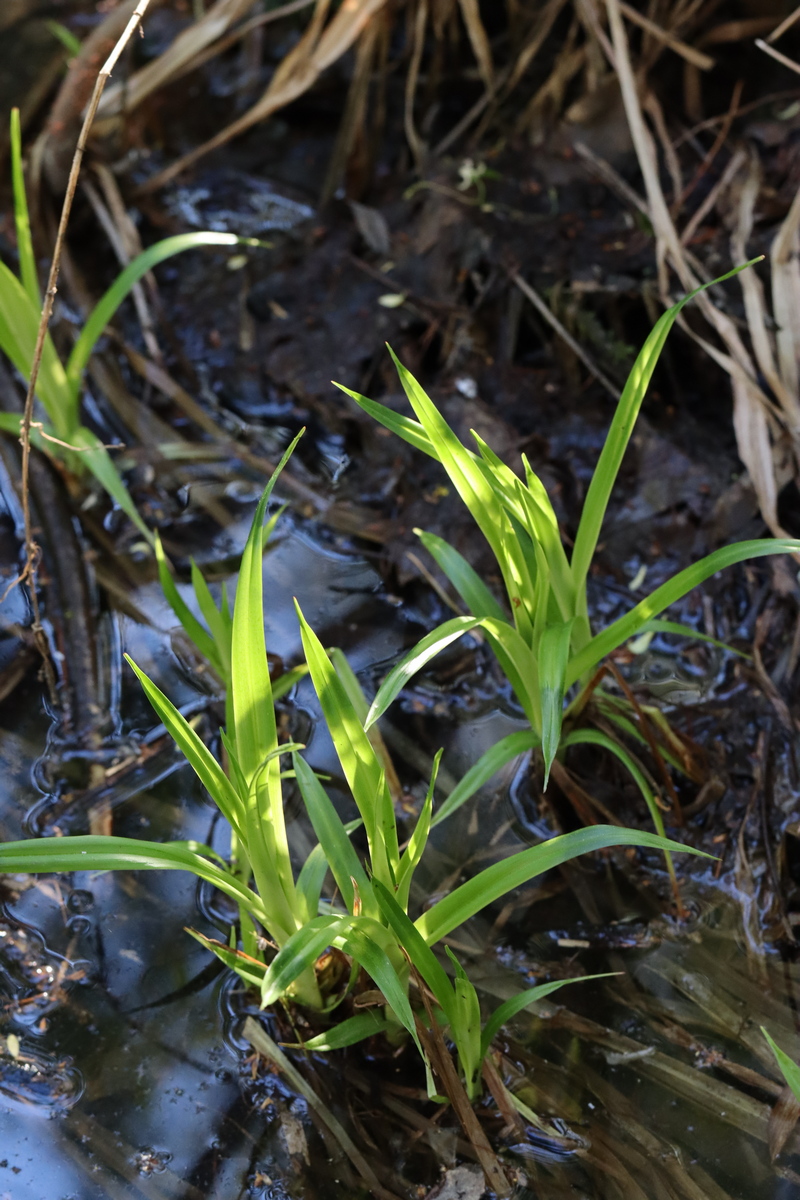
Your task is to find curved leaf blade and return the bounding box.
[125,654,244,837]
[432,730,539,828]
[416,825,711,946]
[570,261,762,596]
[66,233,241,401]
[566,539,800,687]
[416,529,506,621]
[364,617,481,730]
[479,973,615,1059]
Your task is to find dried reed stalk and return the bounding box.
[17,0,152,700]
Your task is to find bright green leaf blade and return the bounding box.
[271,664,309,701]
[396,749,441,909]
[471,435,573,618]
[339,921,425,1060]
[260,915,344,1007]
[432,731,539,828]
[479,616,541,732]
[186,928,267,990]
[364,617,481,730]
[538,618,575,790]
[65,233,241,401]
[125,654,244,836]
[372,879,455,1024]
[560,729,668,845]
[638,618,749,659]
[287,1011,392,1051]
[479,973,615,1059]
[296,842,331,924]
[762,1028,800,1103]
[0,260,70,430]
[570,261,761,596]
[334,381,437,458]
[10,109,39,308]
[190,560,230,665]
[566,539,800,687]
[447,947,482,1097]
[231,434,303,937]
[0,834,267,923]
[329,647,398,790]
[293,752,373,915]
[416,529,506,621]
[388,348,534,638]
[416,825,711,946]
[296,603,396,881]
[155,538,220,670]
[70,425,152,541]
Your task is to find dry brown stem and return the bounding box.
[17,0,152,704]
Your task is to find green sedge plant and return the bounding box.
[0,108,250,541]
[0,443,708,1097]
[337,264,800,856]
[154,502,307,732]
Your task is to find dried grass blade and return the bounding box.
[457,0,494,90]
[243,1018,402,1200]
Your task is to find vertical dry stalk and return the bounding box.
[18,0,151,701]
[603,0,799,538]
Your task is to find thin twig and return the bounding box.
[617,0,715,70]
[510,271,621,400]
[18,0,151,702]
[767,4,800,44]
[755,39,800,78]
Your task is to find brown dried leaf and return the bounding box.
[769,1087,800,1161]
[140,0,390,192]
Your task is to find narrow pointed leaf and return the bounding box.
[296,842,331,923]
[10,109,39,308]
[364,617,481,730]
[286,1011,392,1051]
[292,753,372,915]
[416,529,506,620]
[231,434,303,937]
[396,749,441,908]
[125,655,244,837]
[0,834,268,924]
[538,618,575,789]
[372,879,455,1024]
[415,826,711,946]
[480,616,541,731]
[70,425,152,541]
[186,929,267,990]
[155,538,219,669]
[339,921,425,1058]
[0,259,71,430]
[66,233,242,402]
[566,539,800,686]
[260,915,344,1007]
[571,262,762,596]
[433,730,539,827]
[762,1028,800,1103]
[638,618,749,658]
[334,382,437,458]
[479,973,615,1059]
[296,604,396,881]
